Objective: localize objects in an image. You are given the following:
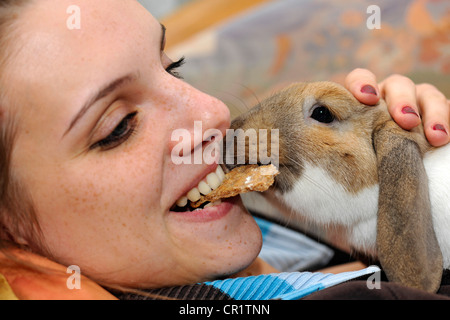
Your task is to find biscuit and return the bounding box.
[191,164,279,208]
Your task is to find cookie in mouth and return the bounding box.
[192,164,279,208]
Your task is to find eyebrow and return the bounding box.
[63,25,166,138]
[63,74,137,137]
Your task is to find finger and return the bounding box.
[344,68,380,105]
[416,83,450,147]
[379,74,421,130]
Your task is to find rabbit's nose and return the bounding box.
[222,126,280,171]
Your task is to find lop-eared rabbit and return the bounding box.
[227,81,450,293]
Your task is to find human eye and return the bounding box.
[90,111,139,151]
[165,56,185,79]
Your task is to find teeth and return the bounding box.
[187,188,201,202]
[198,181,212,195]
[206,172,221,190]
[176,196,188,207]
[175,166,226,208]
[216,166,226,181]
[204,200,222,208]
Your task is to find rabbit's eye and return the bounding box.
[311,105,335,124]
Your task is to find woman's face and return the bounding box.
[6,0,262,288]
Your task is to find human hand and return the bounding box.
[345,68,450,147]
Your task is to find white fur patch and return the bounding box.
[424,144,450,268]
[277,162,378,248]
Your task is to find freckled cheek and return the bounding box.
[40,160,162,240]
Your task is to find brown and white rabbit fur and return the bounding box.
[227,81,450,293]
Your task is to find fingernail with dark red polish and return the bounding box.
[361,85,378,96]
[433,124,448,135]
[401,106,420,118]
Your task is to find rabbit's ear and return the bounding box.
[373,120,443,293]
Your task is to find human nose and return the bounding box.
[168,84,231,160]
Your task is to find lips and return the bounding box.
[172,166,227,211]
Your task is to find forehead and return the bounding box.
[11,0,157,73]
[2,0,159,120]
